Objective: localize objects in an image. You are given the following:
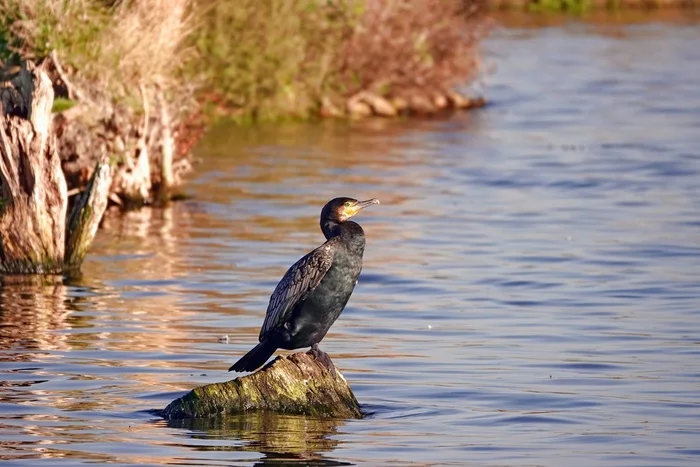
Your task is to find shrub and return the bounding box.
[191,0,487,121]
[527,0,592,12]
[191,0,361,122]
[337,0,487,99]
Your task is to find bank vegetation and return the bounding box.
[0,0,487,207]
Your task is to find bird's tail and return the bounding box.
[229,340,277,372]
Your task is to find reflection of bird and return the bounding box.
[230,197,380,372]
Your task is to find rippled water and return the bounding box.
[2,16,700,467]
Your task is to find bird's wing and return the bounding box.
[259,242,335,339]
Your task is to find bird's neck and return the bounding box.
[321,218,340,240]
[321,220,366,253]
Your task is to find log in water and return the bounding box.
[162,351,362,419]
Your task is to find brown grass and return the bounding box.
[96,0,194,99]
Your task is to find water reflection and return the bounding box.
[0,276,73,354]
[169,413,350,466]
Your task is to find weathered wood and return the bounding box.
[156,88,174,197]
[64,159,112,269]
[0,62,111,274]
[112,85,152,206]
[446,91,486,110]
[53,72,192,209]
[343,90,486,119]
[346,99,373,119]
[162,351,362,420]
[0,62,67,274]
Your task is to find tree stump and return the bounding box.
[161,351,362,420]
[0,62,111,274]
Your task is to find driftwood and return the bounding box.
[0,62,110,274]
[64,161,111,269]
[162,351,362,420]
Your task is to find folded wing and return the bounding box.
[259,242,335,339]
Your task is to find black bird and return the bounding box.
[229,197,380,372]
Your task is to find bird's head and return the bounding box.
[321,197,380,223]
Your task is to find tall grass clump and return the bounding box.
[0,0,194,107]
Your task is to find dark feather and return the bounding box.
[259,240,336,339]
[229,339,277,372]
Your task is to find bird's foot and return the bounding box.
[310,344,336,375]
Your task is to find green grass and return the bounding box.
[52,98,78,113]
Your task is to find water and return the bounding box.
[2,15,700,467]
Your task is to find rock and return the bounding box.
[469,96,487,108]
[353,91,398,117]
[433,93,449,110]
[408,94,437,114]
[390,96,409,113]
[346,99,373,119]
[447,91,483,109]
[320,97,343,118]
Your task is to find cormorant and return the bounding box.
[229,197,380,372]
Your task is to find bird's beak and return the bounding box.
[357,198,380,209]
[343,198,380,219]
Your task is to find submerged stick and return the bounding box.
[162,351,362,420]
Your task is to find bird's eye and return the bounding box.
[344,201,352,207]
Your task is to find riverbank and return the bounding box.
[0,0,487,208]
[2,1,697,210]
